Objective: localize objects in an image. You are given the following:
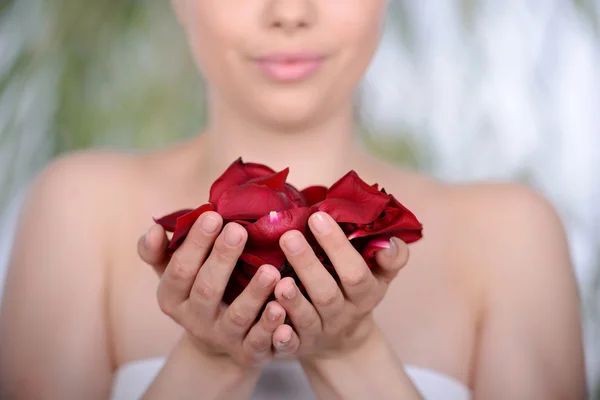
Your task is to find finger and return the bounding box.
[279,230,345,322]
[308,212,378,304]
[373,237,410,284]
[188,222,248,318]
[218,264,280,338]
[158,212,222,308]
[274,278,322,341]
[273,324,300,357]
[138,224,169,275]
[242,301,286,363]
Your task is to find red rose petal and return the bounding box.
[285,183,307,207]
[240,248,287,273]
[346,195,423,243]
[247,168,289,191]
[217,184,294,220]
[301,185,328,206]
[167,203,215,251]
[361,236,392,261]
[321,171,390,224]
[209,158,276,204]
[152,159,424,304]
[245,207,311,246]
[153,209,193,232]
[318,197,388,225]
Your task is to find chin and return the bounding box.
[250,93,332,131]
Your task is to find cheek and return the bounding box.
[327,4,385,93]
[183,4,247,85]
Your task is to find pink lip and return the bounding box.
[254,53,325,82]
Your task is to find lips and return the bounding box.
[254,53,325,82]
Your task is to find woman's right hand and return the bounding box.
[137,211,286,369]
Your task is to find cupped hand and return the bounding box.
[138,211,286,368]
[270,212,410,360]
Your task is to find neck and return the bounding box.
[195,95,363,190]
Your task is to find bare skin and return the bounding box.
[0,0,586,399]
[0,135,586,399]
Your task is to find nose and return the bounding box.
[263,0,316,34]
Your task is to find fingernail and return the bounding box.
[381,238,397,258]
[258,271,276,288]
[283,284,296,300]
[283,232,304,254]
[224,225,242,246]
[279,332,292,344]
[144,229,151,247]
[268,307,281,321]
[201,214,219,234]
[310,212,331,235]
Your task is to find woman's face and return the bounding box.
[173,0,386,128]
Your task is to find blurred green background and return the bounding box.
[0,0,599,397]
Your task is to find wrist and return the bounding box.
[300,317,381,366]
[299,327,423,400]
[300,321,384,367]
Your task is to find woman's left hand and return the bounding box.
[271,211,410,360]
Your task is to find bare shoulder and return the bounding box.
[447,181,564,229]
[33,149,143,194]
[440,181,586,397]
[443,181,573,277]
[436,180,577,300]
[0,149,159,397]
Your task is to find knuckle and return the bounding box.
[229,306,252,328]
[188,324,209,340]
[341,270,370,288]
[169,255,196,281]
[297,314,317,331]
[191,278,217,302]
[212,245,237,265]
[188,235,210,251]
[314,290,339,308]
[247,336,269,352]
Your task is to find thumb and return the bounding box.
[138,224,169,276]
[373,237,410,284]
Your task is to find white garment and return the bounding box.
[111,357,471,400]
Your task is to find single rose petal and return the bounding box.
[327,171,387,202]
[154,204,215,252]
[301,185,328,206]
[246,169,305,207]
[217,184,294,219]
[209,157,276,204]
[246,208,311,246]
[247,168,289,191]
[285,183,307,207]
[318,197,389,225]
[361,236,392,260]
[240,247,287,273]
[320,171,390,224]
[153,209,193,232]
[347,196,423,243]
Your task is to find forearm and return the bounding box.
[300,330,423,400]
[142,333,261,400]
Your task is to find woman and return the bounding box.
[0,1,586,399]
